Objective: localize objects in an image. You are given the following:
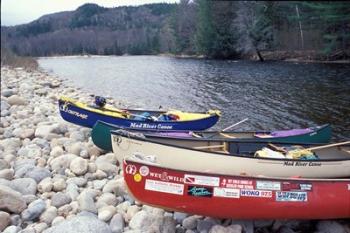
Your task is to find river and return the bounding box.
[39,55,350,140]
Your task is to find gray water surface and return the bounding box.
[39,56,350,140]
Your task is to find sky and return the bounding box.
[1,0,179,26]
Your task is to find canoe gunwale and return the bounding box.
[111,130,350,163]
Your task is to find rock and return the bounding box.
[7,95,27,105]
[10,178,37,195]
[0,184,27,213]
[96,162,117,177]
[77,191,97,213]
[254,220,274,228]
[35,124,60,140]
[43,215,112,233]
[10,214,21,226]
[50,146,64,157]
[66,183,79,201]
[88,162,97,173]
[66,142,83,156]
[0,211,11,231]
[1,100,10,113]
[69,131,85,142]
[66,177,87,187]
[96,193,118,209]
[50,154,77,172]
[93,170,107,180]
[93,179,107,190]
[57,204,72,217]
[2,89,16,97]
[51,216,65,226]
[197,218,217,233]
[17,144,42,158]
[126,205,140,222]
[21,199,46,221]
[25,167,51,183]
[183,216,199,230]
[51,192,72,208]
[23,194,38,204]
[316,221,348,233]
[34,222,48,233]
[3,225,22,233]
[69,157,88,176]
[174,212,188,224]
[19,129,35,139]
[0,159,10,170]
[160,216,176,233]
[102,178,126,196]
[209,225,242,233]
[0,169,14,180]
[40,206,58,225]
[129,210,149,230]
[53,178,66,192]
[38,177,53,193]
[109,213,124,233]
[98,206,116,222]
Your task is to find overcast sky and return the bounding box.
[1,0,179,26]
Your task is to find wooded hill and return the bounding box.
[1,1,349,60]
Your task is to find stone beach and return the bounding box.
[1,66,349,233]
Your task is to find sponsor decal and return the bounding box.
[187,186,213,197]
[283,161,321,167]
[149,172,183,183]
[282,182,312,191]
[213,187,240,198]
[145,179,184,195]
[256,181,281,191]
[60,104,88,119]
[184,174,220,187]
[276,191,308,202]
[221,178,254,189]
[134,173,142,182]
[129,122,173,130]
[113,135,122,145]
[240,189,272,198]
[125,165,137,175]
[139,166,150,177]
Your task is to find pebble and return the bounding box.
[21,199,46,221]
[7,95,27,105]
[77,190,97,214]
[98,206,116,222]
[40,206,58,225]
[109,213,125,233]
[183,216,199,230]
[0,168,14,179]
[51,192,72,208]
[69,157,88,176]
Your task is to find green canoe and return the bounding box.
[91,120,331,152]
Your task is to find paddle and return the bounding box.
[222,118,249,132]
[303,141,350,151]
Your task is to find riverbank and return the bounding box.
[1,66,349,233]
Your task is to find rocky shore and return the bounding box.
[0,67,349,233]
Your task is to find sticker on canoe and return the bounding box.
[256,181,281,191]
[187,186,213,197]
[139,166,150,177]
[145,179,184,195]
[60,104,88,119]
[184,174,220,187]
[125,165,137,175]
[130,122,173,130]
[282,182,312,191]
[149,172,184,183]
[221,178,254,189]
[213,187,240,198]
[240,189,272,198]
[276,191,308,202]
[134,173,142,182]
[283,161,322,167]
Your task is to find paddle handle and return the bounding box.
[222,118,249,132]
[307,141,350,151]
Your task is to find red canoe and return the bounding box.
[123,158,350,219]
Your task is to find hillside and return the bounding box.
[1,3,176,56]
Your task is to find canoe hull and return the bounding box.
[111,131,350,178]
[123,158,350,219]
[58,99,219,130]
[92,120,331,152]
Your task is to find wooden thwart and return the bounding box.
[194,144,225,150]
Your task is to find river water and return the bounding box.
[39,56,350,140]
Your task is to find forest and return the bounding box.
[1,1,350,60]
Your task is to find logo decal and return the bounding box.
[187,186,213,197]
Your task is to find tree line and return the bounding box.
[1,1,349,60]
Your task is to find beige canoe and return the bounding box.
[111,131,350,178]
